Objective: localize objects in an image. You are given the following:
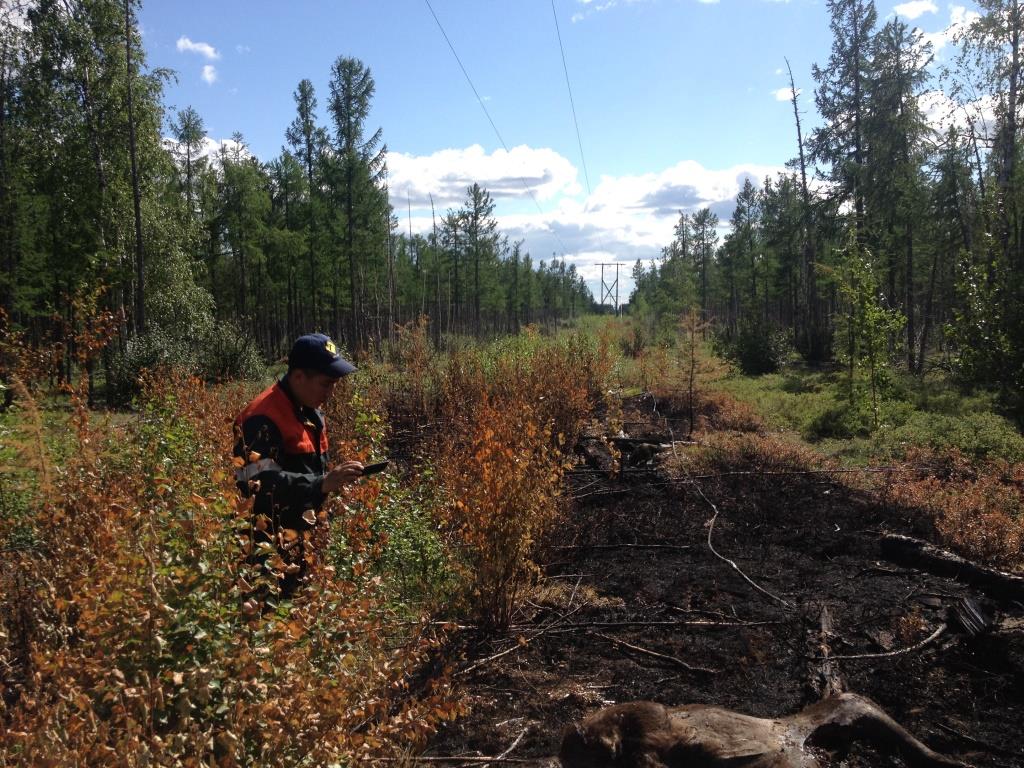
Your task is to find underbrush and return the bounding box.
[679,378,1024,571]
[661,429,828,486]
[359,321,607,630]
[720,366,1024,465]
[646,388,764,435]
[0,371,456,766]
[324,389,456,609]
[0,318,615,762]
[877,448,1024,570]
[660,413,1024,572]
[715,321,791,376]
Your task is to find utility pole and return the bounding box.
[598,262,620,315]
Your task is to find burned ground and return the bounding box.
[424,395,1024,767]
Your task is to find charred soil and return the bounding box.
[425,394,1024,767]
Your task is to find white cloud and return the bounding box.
[774,86,799,101]
[949,4,980,28]
[586,159,785,221]
[235,44,251,54]
[394,149,786,245]
[386,144,581,209]
[511,159,787,296]
[201,65,217,85]
[176,36,220,60]
[162,135,252,166]
[391,146,787,299]
[894,0,937,20]
[920,4,980,54]
[919,89,998,139]
[918,89,958,133]
[571,0,652,22]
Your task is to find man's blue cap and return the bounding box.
[287,333,356,378]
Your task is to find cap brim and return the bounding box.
[323,357,357,378]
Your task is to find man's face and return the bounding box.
[290,369,338,409]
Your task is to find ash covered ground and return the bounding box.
[425,395,1024,767]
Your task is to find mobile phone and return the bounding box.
[361,460,390,476]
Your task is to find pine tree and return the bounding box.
[691,207,719,322]
[285,78,328,330]
[812,0,877,231]
[865,19,931,371]
[169,106,205,216]
[327,56,386,349]
[461,183,497,336]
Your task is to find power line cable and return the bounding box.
[551,0,592,197]
[423,0,512,165]
[551,0,617,306]
[421,0,571,256]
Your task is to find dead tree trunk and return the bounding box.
[881,533,1024,601]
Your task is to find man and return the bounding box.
[234,333,364,601]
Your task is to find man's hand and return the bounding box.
[322,461,364,494]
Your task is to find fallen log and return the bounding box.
[560,692,968,768]
[805,604,843,700]
[880,533,1024,602]
[609,435,673,447]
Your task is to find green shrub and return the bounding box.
[807,402,873,439]
[806,396,914,440]
[366,472,456,608]
[620,321,647,358]
[107,323,265,403]
[718,322,791,376]
[107,328,190,404]
[882,411,1024,464]
[197,321,265,381]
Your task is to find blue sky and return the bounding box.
[139,0,980,303]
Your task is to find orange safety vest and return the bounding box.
[235,381,329,460]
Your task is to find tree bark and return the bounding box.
[787,58,823,361]
[917,246,940,374]
[124,0,145,334]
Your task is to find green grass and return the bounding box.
[718,365,1024,465]
[717,368,838,433]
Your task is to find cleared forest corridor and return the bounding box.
[427,392,1024,767]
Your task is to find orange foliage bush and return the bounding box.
[438,331,602,444]
[880,447,1024,570]
[637,345,672,393]
[437,397,568,630]
[371,315,439,421]
[0,308,63,393]
[369,321,612,438]
[0,364,455,765]
[257,324,606,636]
[434,331,596,630]
[667,430,826,478]
[639,388,764,437]
[691,391,764,434]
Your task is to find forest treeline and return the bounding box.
[0,0,593,399]
[9,0,1024,415]
[631,0,1024,415]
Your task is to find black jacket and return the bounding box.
[233,376,330,531]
